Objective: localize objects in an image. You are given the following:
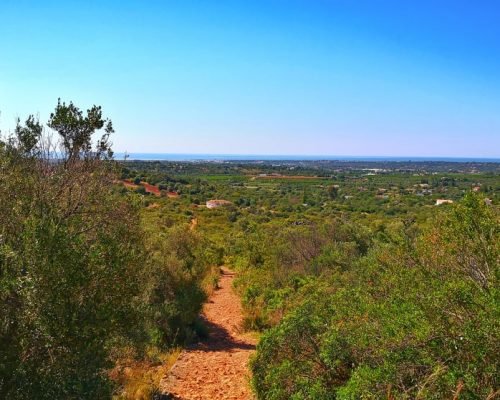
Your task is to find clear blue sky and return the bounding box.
[1,0,499,157]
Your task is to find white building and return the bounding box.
[436,199,454,206]
[206,199,233,209]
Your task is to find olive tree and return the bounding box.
[0,101,145,399]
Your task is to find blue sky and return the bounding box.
[1,0,499,157]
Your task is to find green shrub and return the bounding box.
[0,103,145,399]
[251,194,499,399]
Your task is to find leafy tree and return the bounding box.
[48,99,114,162]
[0,102,144,399]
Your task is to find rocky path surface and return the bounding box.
[161,268,256,400]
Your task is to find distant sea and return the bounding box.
[115,153,500,162]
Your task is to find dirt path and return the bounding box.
[161,268,256,400]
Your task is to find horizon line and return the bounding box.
[115,152,500,162]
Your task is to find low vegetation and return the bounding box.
[1,101,498,398]
[121,157,498,399]
[249,194,498,399]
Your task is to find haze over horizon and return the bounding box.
[1,0,500,157]
[114,152,500,162]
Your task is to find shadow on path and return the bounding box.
[188,316,256,353]
[161,267,256,399]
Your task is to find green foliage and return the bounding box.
[140,225,209,347]
[250,194,499,399]
[110,157,498,399]
[2,108,498,399]
[0,105,144,398]
[232,219,371,329]
[48,98,114,161]
[0,102,213,399]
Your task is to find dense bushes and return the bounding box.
[141,225,222,346]
[232,219,371,330]
[0,104,144,398]
[0,102,212,399]
[2,102,497,399]
[250,194,499,399]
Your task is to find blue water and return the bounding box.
[115,153,500,162]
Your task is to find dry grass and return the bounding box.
[202,265,222,297]
[111,347,181,400]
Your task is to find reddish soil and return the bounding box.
[121,180,180,198]
[122,179,139,189]
[121,180,163,196]
[161,268,256,400]
[141,182,161,196]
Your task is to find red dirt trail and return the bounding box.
[161,268,256,400]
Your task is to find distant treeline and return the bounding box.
[120,159,500,174]
[1,101,498,399]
